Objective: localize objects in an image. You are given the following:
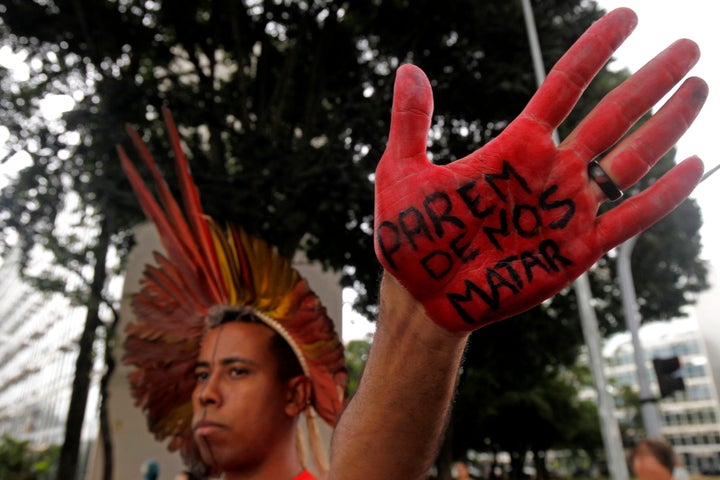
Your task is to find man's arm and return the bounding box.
[329,274,468,480]
[330,7,706,479]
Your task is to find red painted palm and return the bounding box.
[374,9,707,331]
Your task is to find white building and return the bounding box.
[696,266,720,403]
[0,248,102,479]
[604,317,720,474]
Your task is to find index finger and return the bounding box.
[521,8,637,131]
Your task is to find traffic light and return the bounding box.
[653,356,685,398]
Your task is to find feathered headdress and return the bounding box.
[119,107,347,476]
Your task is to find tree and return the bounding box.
[344,339,371,397]
[450,307,591,479]
[0,435,60,480]
[0,0,708,478]
[616,385,644,444]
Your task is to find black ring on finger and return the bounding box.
[588,160,623,201]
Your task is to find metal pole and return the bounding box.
[520,0,547,98]
[617,237,664,438]
[519,0,560,146]
[574,275,630,479]
[520,1,628,477]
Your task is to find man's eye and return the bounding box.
[230,368,249,377]
[194,371,209,381]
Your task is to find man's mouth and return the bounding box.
[193,420,227,436]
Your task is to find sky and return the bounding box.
[344,1,720,342]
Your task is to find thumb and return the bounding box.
[385,64,433,163]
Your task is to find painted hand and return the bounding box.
[374,8,707,332]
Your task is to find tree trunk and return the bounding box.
[532,448,548,480]
[490,449,500,478]
[509,450,525,480]
[56,217,109,480]
[100,314,118,480]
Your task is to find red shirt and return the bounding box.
[294,471,317,480]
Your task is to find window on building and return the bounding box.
[690,411,700,424]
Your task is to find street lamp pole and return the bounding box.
[573,273,631,480]
[617,236,664,438]
[520,1,629,477]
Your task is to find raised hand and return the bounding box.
[374,8,707,332]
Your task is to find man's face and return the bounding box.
[191,322,294,472]
[632,450,673,480]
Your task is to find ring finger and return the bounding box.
[589,76,707,203]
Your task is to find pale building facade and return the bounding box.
[0,248,102,479]
[604,317,720,474]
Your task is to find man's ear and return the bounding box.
[285,375,312,417]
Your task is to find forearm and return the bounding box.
[329,273,469,480]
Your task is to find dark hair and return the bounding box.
[210,307,304,381]
[631,439,675,474]
[269,329,305,380]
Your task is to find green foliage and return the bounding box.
[344,339,371,397]
[454,323,602,456]
[615,385,644,444]
[0,436,59,480]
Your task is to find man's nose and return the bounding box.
[198,373,222,406]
